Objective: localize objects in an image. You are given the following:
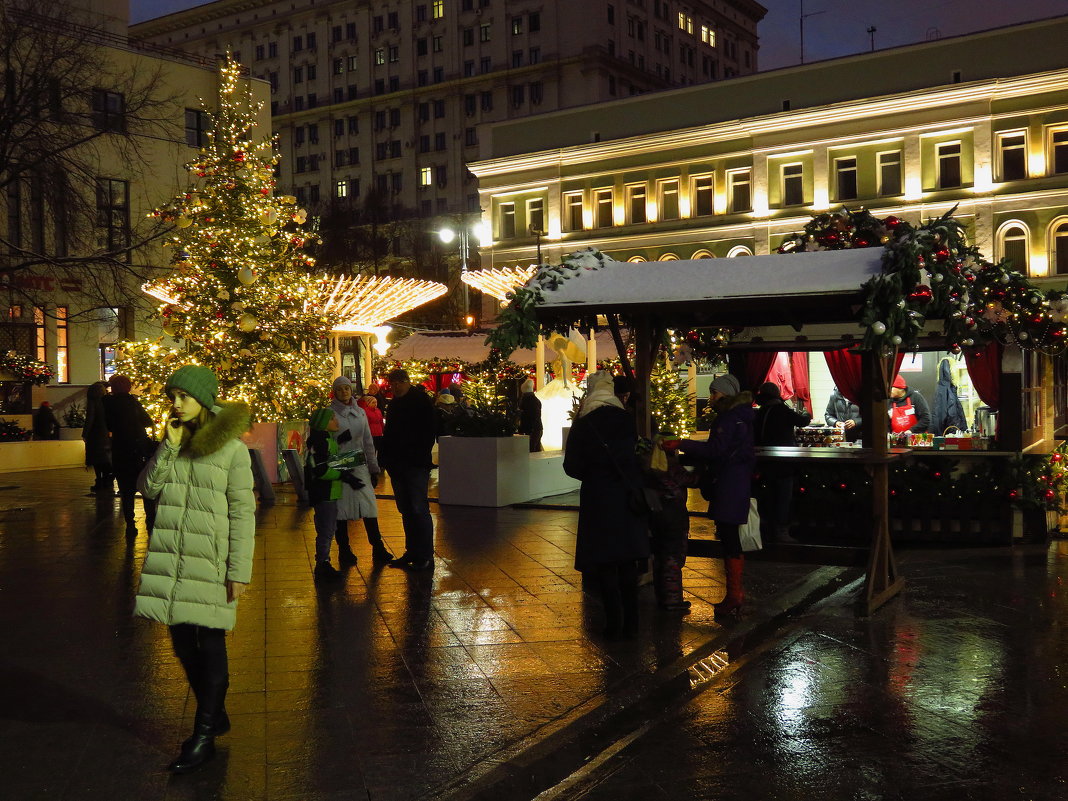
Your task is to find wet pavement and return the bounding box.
[2,468,1065,800]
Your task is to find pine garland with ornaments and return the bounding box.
[121,56,337,422]
[0,351,54,385]
[777,207,1068,355]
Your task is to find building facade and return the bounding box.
[469,15,1068,282]
[1,0,270,402]
[130,0,766,225]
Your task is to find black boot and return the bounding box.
[168,714,216,773]
[364,518,394,563]
[335,521,357,566]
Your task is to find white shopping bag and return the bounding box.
[738,497,763,552]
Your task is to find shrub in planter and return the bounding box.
[62,402,86,428]
[441,378,518,438]
[0,418,32,442]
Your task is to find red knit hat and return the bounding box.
[893,375,907,389]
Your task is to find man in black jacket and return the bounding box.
[824,388,862,443]
[754,382,812,544]
[381,369,437,570]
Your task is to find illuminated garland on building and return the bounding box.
[0,351,55,385]
[461,266,538,302]
[124,56,336,423]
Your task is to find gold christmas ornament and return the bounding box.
[236,313,258,332]
[237,267,257,285]
[231,301,246,311]
[175,216,193,228]
[217,290,230,300]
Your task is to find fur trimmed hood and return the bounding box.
[186,400,251,459]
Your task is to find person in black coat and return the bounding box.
[517,378,543,452]
[381,369,438,571]
[32,402,60,440]
[824,388,862,443]
[564,371,650,639]
[754,382,811,544]
[83,381,113,497]
[103,374,157,536]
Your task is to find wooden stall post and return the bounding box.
[861,349,904,615]
[634,315,653,438]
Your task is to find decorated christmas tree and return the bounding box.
[649,361,694,436]
[118,57,337,422]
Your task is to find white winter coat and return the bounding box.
[134,401,256,631]
[330,397,379,520]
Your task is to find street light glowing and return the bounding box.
[438,227,457,244]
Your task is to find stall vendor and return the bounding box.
[889,375,930,434]
[824,388,862,442]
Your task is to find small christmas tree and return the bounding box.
[119,57,337,422]
[649,361,694,436]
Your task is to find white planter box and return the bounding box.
[0,440,84,472]
[58,427,83,441]
[438,435,531,507]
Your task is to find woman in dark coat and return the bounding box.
[83,381,112,496]
[678,374,755,616]
[103,374,157,537]
[563,371,650,638]
[753,382,811,544]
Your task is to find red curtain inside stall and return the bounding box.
[964,341,1001,410]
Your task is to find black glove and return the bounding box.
[337,429,352,444]
[340,471,364,490]
[370,472,381,488]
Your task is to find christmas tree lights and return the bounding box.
[649,361,695,436]
[121,56,337,423]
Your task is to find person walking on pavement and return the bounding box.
[517,377,543,452]
[331,376,392,566]
[678,374,755,616]
[103,374,157,538]
[32,401,60,440]
[134,365,255,774]
[305,407,350,581]
[381,368,437,571]
[753,382,811,544]
[83,381,113,496]
[563,371,651,639]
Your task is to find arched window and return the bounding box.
[691,249,715,259]
[727,245,753,257]
[996,223,1028,273]
[627,255,647,263]
[658,252,679,261]
[1055,221,1068,276]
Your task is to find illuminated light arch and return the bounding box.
[460,265,537,301]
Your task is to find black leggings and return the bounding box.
[716,521,742,558]
[169,624,229,717]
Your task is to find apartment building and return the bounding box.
[130,0,766,225]
[469,16,1068,280]
[1,0,270,392]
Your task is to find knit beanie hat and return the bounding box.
[893,374,907,389]
[165,365,218,409]
[108,374,132,394]
[332,375,353,394]
[709,374,741,397]
[309,407,334,431]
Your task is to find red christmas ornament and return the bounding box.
[907,285,933,305]
[883,215,900,229]
[234,151,246,162]
[1052,453,1064,463]
[934,248,951,263]
[260,188,270,195]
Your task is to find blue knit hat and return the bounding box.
[165,365,219,409]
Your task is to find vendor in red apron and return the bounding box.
[889,374,931,434]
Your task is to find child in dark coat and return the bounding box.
[306,407,360,580]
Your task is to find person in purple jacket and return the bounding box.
[678,374,755,616]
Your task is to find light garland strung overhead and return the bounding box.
[461,266,537,302]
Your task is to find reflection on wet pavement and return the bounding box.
[0,468,815,800]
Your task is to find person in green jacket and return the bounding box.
[134,365,255,774]
[305,406,356,580]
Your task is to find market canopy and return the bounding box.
[533,248,885,328]
[389,329,623,364]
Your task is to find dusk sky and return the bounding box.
[130,0,1068,71]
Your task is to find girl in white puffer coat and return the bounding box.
[135,365,255,774]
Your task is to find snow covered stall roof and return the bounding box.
[532,248,885,328]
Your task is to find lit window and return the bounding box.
[692,175,713,216]
[834,157,857,201]
[56,305,69,383]
[626,184,646,223]
[998,225,1028,272]
[701,25,716,46]
[781,163,804,206]
[657,179,679,220]
[878,151,902,196]
[419,167,433,186]
[594,188,613,228]
[564,192,584,231]
[727,169,751,212]
[677,12,693,34]
[375,48,385,65]
[936,142,962,189]
[499,202,516,238]
[336,180,349,198]
[34,306,46,362]
[432,0,444,19]
[527,198,545,233]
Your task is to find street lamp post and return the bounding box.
[530,225,545,265]
[438,216,485,323]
